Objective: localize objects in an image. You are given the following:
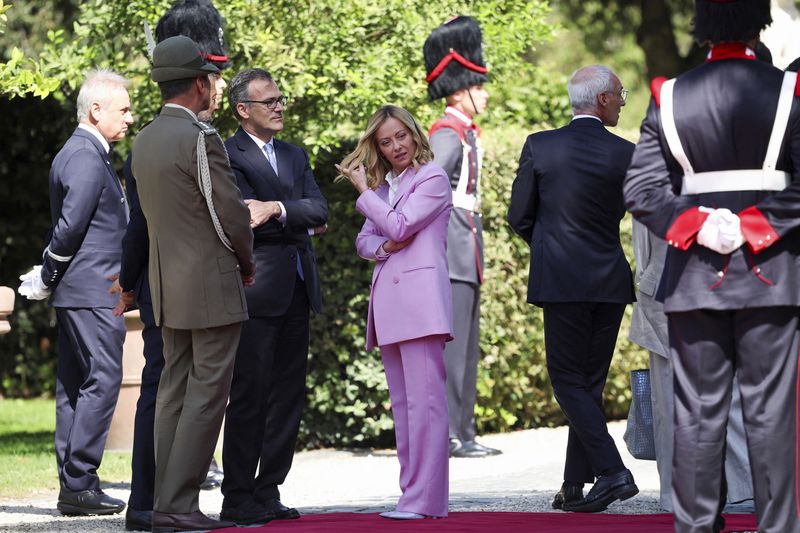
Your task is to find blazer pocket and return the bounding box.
[637,266,660,297]
[217,255,245,314]
[402,264,435,273]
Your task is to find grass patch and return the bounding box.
[0,398,131,499]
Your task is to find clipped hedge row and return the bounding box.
[300,124,647,448]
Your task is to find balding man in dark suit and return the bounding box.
[508,65,637,514]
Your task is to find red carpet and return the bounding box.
[221,512,758,532]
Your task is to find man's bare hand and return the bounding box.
[108,273,122,294]
[112,291,136,317]
[241,263,256,287]
[244,199,281,228]
[311,224,328,236]
[384,237,414,253]
[108,273,135,316]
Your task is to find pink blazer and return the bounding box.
[356,161,454,351]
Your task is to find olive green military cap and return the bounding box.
[151,35,219,83]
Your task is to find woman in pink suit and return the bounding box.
[337,105,453,519]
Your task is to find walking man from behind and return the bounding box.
[508,65,637,513]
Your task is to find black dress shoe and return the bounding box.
[260,498,300,520]
[57,488,126,516]
[125,507,153,531]
[200,468,224,490]
[220,499,273,525]
[563,469,639,513]
[551,482,584,510]
[450,440,502,458]
[151,510,233,533]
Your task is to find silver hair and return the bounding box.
[567,65,616,113]
[76,69,130,121]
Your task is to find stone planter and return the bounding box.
[105,309,145,451]
[0,287,14,335]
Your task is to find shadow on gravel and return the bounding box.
[0,505,59,516]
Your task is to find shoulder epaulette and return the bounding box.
[429,116,467,142]
[193,120,218,136]
[650,76,668,107]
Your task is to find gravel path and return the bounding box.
[0,421,687,532]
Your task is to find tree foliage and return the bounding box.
[0,0,648,446]
[556,0,704,79]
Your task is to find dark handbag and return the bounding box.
[623,368,656,460]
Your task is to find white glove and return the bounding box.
[18,265,51,301]
[697,207,745,255]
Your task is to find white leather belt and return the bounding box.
[453,190,478,212]
[681,169,790,195]
[661,71,796,197]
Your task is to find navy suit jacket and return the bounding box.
[508,118,635,306]
[119,154,151,304]
[224,127,327,316]
[44,127,128,308]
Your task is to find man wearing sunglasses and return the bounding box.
[219,68,328,525]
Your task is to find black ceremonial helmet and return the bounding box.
[155,0,230,71]
[423,16,489,101]
[693,0,772,45]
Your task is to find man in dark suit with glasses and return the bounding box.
[220,68,328,525]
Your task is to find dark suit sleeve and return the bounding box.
[623,99,696,239]
[229,155,285,240]
[507,135,539,244]
[203,133,255,276]
[119,154,149,292]
[41,147,105,287]
[430,128,461,188]
[283,148,328,230]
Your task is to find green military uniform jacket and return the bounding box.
[132,105,254,329]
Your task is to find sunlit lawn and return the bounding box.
[0,398,131,499]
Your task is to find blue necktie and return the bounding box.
[264,142,304,280]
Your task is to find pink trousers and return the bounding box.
[380,335,449,517]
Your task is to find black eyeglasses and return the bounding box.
[242,96,288,109]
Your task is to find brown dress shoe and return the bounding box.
[151,510,234,533]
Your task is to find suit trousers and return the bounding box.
[154,322,241,513]
[222,278,310,505]
[128,300,164,511]
[380,335,449,517]
[55,307,125,491]
[669,308,800,533]
[649,351,753,512]
[542,302,627,483]
[443,280,480,442]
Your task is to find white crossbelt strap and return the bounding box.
[452,142,477,212]
[764,71,797,171]
[661,73,795,195]
[660,79,694,177]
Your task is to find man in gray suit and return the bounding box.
[629,220,754,513]
[18,70,133,515]
[132,36,255,533]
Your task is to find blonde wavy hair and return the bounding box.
[338,105,434,190]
